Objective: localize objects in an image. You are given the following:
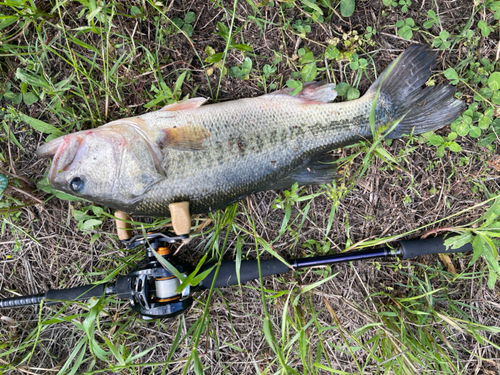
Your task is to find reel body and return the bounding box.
[116,256,192,320]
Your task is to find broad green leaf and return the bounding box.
[455,121,469,136]
[488,272,498,289]
[241,57,252,71]
[423,19,435,29]
[469,235,485,266]
[481,199,500,228]
[478,115,491,129]
[23,92,38,106]
[439,30,449,39]
[325,45,340,60]
[469,126,481,138]
[335,82,350,96]
[398,25,413,40]
[444,232,472,249]
[184,11,196,24]
[205,52,223,63]
[216,21,229,39]
[444,68,459,83]
[491,91,500,105]
[436,145,445,158]
[340,0,355,17]
[428,134,444,146]
[130,6,141,16]
[300,51,315,64]
[447,131,457,141]
[91,206,104,216]
[346,86,360,100]
[80,219,102,231]
[302,0,323,15]
[474,87,493,101]
[182,23,193,37]
[234,43,252,52]
[172,17,183,28]
[405,18,415,27]
[447,141,461,152]
[301,62,317,82]
[488,72,500,91]
[286,79,303,96]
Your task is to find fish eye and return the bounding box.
[70,177,84,193]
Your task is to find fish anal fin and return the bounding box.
[267,154,337,191]
[266,81,337,104]
[160,97,208,112]
[159,126,210,151]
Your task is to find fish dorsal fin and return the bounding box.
[266,81,337,104]
[160,97,208,112]
[159,125,210,151]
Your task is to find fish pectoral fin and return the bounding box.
[265,81,337,104]
[267,154,338,191]
[159,126,210,151]
[160,97,208,112]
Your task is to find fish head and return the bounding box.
[37,123,164,211]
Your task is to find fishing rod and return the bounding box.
[0,232,472,320]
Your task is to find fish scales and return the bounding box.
[134,94,379,215]
[37,45,466,217]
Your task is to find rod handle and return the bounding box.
[400,236,473,260]
[0,293,45,308]
[45,284,106,302]
[199,259,290,289]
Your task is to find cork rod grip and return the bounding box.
[115,211,132,241]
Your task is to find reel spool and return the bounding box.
[123,245,193,320]
[155,276,181,302]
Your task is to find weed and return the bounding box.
[423,9,440,29]
[229,57,253,80]
[171,12,196,37]
[424,132,462,158]
[432,30,451,50]
[395,17,416,40]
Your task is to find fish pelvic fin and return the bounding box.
[266,154,337,191]
[366,45,465,139]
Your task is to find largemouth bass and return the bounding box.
[37,45,465,216]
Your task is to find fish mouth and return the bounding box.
[37,134,85,184]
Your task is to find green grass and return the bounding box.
[1,0,500,374]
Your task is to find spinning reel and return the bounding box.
[0,233,473,320]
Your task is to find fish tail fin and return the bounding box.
[366,45,465,139]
